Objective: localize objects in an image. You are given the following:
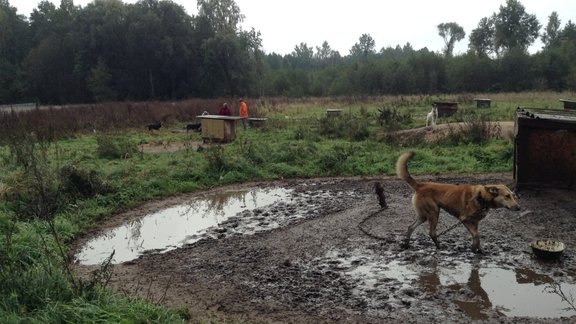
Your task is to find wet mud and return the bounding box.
[73,175,576,323]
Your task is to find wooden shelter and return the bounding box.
[433,101,458,117]
[197,115,242,143]
[474,98,491,108]
[559,99,576,110]
[514,107,576,189]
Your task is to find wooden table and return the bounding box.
[197,115,242,143]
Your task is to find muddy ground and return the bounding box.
[74,172,576,324]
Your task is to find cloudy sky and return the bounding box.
[12,0,576,55]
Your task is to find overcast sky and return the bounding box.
[12,0,576,55]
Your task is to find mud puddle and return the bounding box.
[320,248,576,320]
[76,185,355,265]
[73,177,576,323]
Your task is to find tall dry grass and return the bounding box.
[2,92,574,141]
[0,99,225,140]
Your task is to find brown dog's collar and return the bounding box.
[476,194,490,211]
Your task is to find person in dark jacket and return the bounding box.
[219,102,231,116]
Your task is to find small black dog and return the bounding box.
[147,122,162,131]
[185,123,202,132]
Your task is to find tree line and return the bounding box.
[1,0,575,105]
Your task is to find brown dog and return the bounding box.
[396,151,520,253]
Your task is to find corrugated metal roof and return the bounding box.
[517,107,576,123]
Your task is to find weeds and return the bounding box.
[238,139,266,165]
[546,282,576,312]
[96,135,138,159]
[203,145,227,174]
[294,125,314,140]
[60,165,110,199]
[442,109,502,145]
[317,113,371,141]
[377,106,412,130]
[319,144,354,174]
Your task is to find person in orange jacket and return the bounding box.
[238,98,248,129]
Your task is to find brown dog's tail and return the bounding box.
[396,151,418,190]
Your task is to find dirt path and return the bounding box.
[392,121,515,143]
[74,174,576,323]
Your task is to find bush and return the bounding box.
[443,110,501,145]
[59,165,110,199]
[96,135,138,159]
[377,106,412,130]
[318,144,354,174]
[203,145,227,174]
[318,116,347,139]
[318,114,371,141]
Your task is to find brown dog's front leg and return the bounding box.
[471,236,482,253]
[462,221,482,253]
[430,233,441,249]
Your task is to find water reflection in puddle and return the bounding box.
[76,188,292,265]
[346,258,576,319]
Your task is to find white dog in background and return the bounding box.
[426,105,438,127]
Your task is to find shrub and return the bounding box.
[348,117,371,141]
[443,110,501,145]
[377,106,412,129]
[293,124,318,141]
[96,135,138,159]
[318,144,354,174]
[238,139,266,165]
[59,165,110,199]
[318,114,371,141]
[318,116,347,139]
[203,145,227,174]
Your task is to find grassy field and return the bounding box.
[0,92,573,322]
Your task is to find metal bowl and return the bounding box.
[531,239,565,260]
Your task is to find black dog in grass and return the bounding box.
[147,122,162,131]
[185,123,202,132]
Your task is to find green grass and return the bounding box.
[0,92,570,322]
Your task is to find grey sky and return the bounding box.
[13,0,576,55]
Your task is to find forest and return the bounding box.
[1,0,576,105]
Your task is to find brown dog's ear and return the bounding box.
[484,186,499,196]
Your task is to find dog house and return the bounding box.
[514,107,576,189]
[559,99,576,110]
[474,98,491,108]
[327,109,343,117]
[433,101,458,117]
[197,115,242,143]
[248,117,267,128]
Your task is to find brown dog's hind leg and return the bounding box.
[403,197,436,248]
[427,209,441,249]
[403,216,425,248]
[416,201,441,249]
